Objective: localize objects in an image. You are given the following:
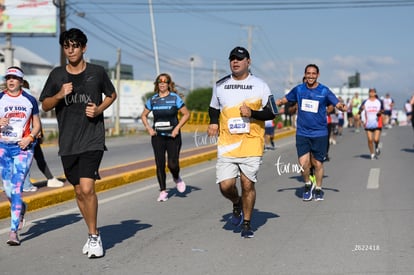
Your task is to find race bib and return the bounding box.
[154,121,171,129]
[301,99,319,113]
[154,121,174,136]
[1,125,23,142]
[228,117,250,134]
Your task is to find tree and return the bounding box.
[142,91,154,106]
[185,87,212,111]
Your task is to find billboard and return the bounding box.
[104,80,154,119]
[0,0,57,34]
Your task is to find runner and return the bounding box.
[207,46,277,238]
[358,88,383,160]
[0,66,41,245]
[276,64,347,201]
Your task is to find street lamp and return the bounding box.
[190,57,194,92]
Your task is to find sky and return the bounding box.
[5,0,414,108]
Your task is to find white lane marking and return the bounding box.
[367,168,380,189]
[0,165,216,235]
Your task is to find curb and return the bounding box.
[0,128,295,220]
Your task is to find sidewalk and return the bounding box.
[0,127,295,220]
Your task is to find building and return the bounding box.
[0,44,55,76]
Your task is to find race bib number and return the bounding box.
[154,121,171,128]
[228,117,250,134]
[154,121,173,134]
[1,125,23,142]
[301,99,319,113]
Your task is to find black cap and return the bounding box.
[229,46,250,60]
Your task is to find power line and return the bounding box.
[64,0,413,89]
[69,0,414,13]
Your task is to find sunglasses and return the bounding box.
[157,79,170,84]
[229,56,246,61]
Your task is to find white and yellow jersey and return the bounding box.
[210,74,271,158]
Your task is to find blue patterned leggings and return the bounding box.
[0,143,34,232]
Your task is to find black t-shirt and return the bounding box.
[145,92,185,136]
[39,63,115,156]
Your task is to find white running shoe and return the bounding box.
[157,191,168,202]
[174,178,186,193]
[82,237,90,255]
[47,177,64,188]
[87,234,104,258]
[23,185,38,192]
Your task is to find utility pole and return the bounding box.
[114,48,121,135]
[242,25,255,55]
[58,0,66,66]
[212,60,217,85]
[148,0,160,75]
[3,33,14,68]
[288,63,294,87]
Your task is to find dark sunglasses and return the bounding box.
[157,79,170,84]
[229,56,245,61]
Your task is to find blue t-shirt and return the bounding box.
[286,83,339,137]
[145,92,185,136]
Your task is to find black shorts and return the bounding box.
[61,150,103,185]
[365,128,382,132]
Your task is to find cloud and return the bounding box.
[331,55,397,68]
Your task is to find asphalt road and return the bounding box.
[0,126,413,274]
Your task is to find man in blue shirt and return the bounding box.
[277,64,347,201]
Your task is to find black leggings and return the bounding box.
[33,141,54,179]
[151,134,182,191]
[326,123,332,155]
[412,115,414,130]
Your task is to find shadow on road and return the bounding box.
[221,208,279,234]
[355,154,374,159]
[100,220,152,251]
[277,175,335,199]
[277,186,339,199]
[168,185,202,200]
[19,214,152,251]
[20,213,83,242]
[401,148,414,153]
